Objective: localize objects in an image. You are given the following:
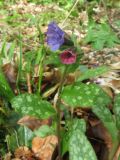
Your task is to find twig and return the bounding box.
[61,0,79,27]
[26,73,32,93]
[113,145,120,160]
[55,66,68,160]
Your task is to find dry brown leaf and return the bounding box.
[91,123,112,150]
[32,136,58,160]
[18,116,51,131]
[14,146,33,160]
[89,118,101,127]
[88,119,112,160]
[4,152,12,160]
[111,80,120,90]
[110,62,120,70]
[2,63,17,91]
[102,86,113,98]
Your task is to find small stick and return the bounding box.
[26,73,32,93]
[114,145,120,160]
[61,0,80,28]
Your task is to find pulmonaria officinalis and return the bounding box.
[46,21,65,51]
[60,49,77,64]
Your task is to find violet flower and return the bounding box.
[46,22,65,51]
[60,49,77,64]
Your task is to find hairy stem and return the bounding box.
[37,51,44,95]
[55,66,68,160]
[37,24,46,95]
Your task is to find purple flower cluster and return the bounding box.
[46,22,65,51]
[46,21,77,64]
[60,49,77,64]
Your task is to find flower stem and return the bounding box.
[16,32,22,94]
[37,24,46,95]
[55,66,68,160]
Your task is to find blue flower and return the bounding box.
[46,22,65,51]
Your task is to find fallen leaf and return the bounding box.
[2,63,17,90]
[18,115,51,130]
[32,136,58,160]
[4,152,12,160]
[14,146,33,160]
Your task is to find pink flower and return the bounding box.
[60,49,77,64]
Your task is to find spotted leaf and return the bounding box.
[62,119,86,155]
[69,129,97,160]
[92,105,118,142]
[11,94,56,119]
[61,83,111,108]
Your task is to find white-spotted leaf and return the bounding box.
[72,118,86,132]
[61,83,111,108]
[92,105,118,142]
[69,129,97,160]
[11,93,56,119]
[62,119,86,156]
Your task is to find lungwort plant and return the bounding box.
[0,21,120,160]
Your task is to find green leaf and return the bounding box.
[62,82,117,142]
[61,83,111,108]
[0,70,15,101]
[11,93,56,119]
[8,42,16,61]
[61,132,69,156]
[84,23,120,50]
[34,125,54,138]
[92,39,105,50]
[69,129,97,160]
[92,105,118,142]
[6,134,18,152]
[35,47,44,65]
[6,126,34,151]
[113,94,120,129]
[18,126,34,147]
[0,115,5,125]
[0,40,7,59]
[77,66,109,82]
[72,118,86,132]
[61,119,86,156]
